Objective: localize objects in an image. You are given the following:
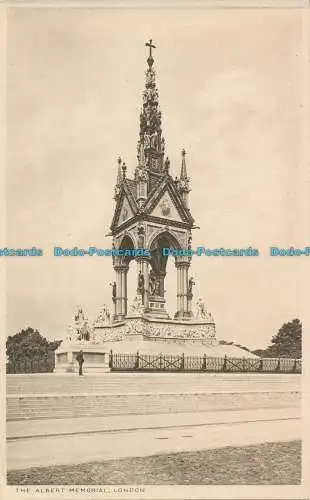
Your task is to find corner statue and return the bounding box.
[67,306,91,342]
[196,298,213,322]
[93,305,111,326]
[110,281,117,303]
[137,271,145,297]
[188,277,195,298]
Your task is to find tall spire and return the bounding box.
[137,39,165,173]
[114,157,122,200]
[116,156,122,184]
[179,149,190,208]
[180,148,188,180]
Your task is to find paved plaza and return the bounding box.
[6,372,301,474]
[7,407,300,471]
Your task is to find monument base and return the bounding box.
[55,314,218,372]
[54,344,110,374]
[93,314,217,347]
[55,313,260,372]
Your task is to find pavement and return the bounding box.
[7,407,301,471]
[7,406,300,439]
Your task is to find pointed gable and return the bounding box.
[110,181,138,231]
[150,190,183,222]
[117,196,134,226]
[144,176,194,227]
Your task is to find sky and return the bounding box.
[6,7,307,349]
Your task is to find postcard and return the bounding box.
[1,2,309,499]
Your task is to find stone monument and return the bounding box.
[55,40,217,373]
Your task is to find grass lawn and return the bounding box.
[7,440,301,485]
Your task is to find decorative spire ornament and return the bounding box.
[116,157,122,184]
[114,157,122,200]
[145,39,156,67]
[164,157,170,174]
[180,149,188,180]
[137,39,165,174]
[122,161,127,179]
[179,149,190,207]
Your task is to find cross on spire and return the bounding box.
[145,39,156,58]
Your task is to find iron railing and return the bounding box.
[6,353,302,374]
[109,352,302,373]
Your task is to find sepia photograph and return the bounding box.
[2,3,308,499]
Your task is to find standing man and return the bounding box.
[76,350,84,376]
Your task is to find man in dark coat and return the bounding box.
[76,350,84,376]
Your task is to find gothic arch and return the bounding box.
[148,229,183,252]
[148,230,183,276]
[114,233,136,267]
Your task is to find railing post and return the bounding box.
[180,353,185,371]
[292,358,297,373]
[159,353,163,370]
[223,355,227,372]
[109,349,113,370]
[135,350,140,370]
[258,358,263,372]
[275,358,281,372]
[202,353,207,371]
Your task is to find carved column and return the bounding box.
[136,257,150,309]
[187,292,193,317]
[142,259,150,307]
[176,263,182,315]
[113,265,128,320]
[120,266,128,317]
[175,257,191,319]
[114,266,122,320]
[182,264,189,315]
[159,271,166,297]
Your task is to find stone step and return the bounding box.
[7,390,300,421]
[7,373,301,396]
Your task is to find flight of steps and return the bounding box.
[7,373,301,421]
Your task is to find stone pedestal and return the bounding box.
[92,315,217,349]
[54,344,111,374]
[55,314,217,373]
[147,295,170,319]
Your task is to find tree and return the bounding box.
[6,327,61,363]
[219,319,302,359]
[48,339,62,351]
[253,319,302,359]
[266,318,302,359]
